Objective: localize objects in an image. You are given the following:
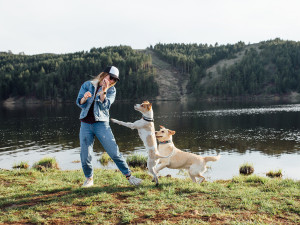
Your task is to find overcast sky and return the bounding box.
[0,0,299,55]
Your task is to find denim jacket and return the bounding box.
[76,80,116,122]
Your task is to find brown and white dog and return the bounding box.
[155,126,220,183]
[111,101,174,186]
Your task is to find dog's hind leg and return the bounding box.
[149,167,159,186]
[188,165,206,183]
[198,174,205,183]
[150,170,158,185]
[188,170,197,183]
[147,160,159,186]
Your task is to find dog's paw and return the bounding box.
[110,118,118,123]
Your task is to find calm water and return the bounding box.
[1,100,300,181]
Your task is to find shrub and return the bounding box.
[33,157,59,171]
[266,169,282,178]
[126,154,147,168]
[12,161,29,169]
[99,152,113,165]
[239,162,254,175]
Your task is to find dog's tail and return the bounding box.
[155,146,175,159]
[204,154,221,163]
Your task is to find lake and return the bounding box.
[1,100,300,181]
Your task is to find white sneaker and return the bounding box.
[82,177,93,187]
[128,175,142,186]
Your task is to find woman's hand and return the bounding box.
[84,91,92,99]
[80,91,92,104]
[101,78,110,92]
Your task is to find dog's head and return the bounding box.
[134,101,152,114]
[155,125,176,142]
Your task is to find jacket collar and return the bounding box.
[91,79,99,89]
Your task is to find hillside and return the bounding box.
[203,43,262,86]
[152,39,300,100]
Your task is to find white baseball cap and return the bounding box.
[103,66,120,81]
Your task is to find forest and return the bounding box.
[0,46,158,101]
[1,38,300,101]
[152,38,300,98]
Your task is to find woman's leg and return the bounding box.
[79,122,95,178]
[93,122,131,176]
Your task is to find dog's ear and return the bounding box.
[159,125,165,129]
[146,103,152,110]
[168,130,176,135]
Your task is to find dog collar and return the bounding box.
[142,116,154,122]
[158,140,172,144]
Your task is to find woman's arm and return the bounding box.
[95,86,116,110]
[76,82,91,108]
[80,91,92,104]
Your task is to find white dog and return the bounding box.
[111,101,173,186]
[155,126,220,183]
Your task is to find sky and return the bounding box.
[0,0,299,55]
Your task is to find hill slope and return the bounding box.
[152,39,300,100]
[144,49,189,101]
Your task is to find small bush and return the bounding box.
[35,165,46,172]
[13,161,29,169]
[239,162,254,175]
[33,157,59,170]
[266,169,282,178]
[126,154,147,168]
[99,152,113,165]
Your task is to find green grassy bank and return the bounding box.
[0,168,299,224]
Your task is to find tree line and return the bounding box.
[2,39,300,102]
[152,42,245,74]
[0,46,159,101]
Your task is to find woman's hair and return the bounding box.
[93,72,117,88]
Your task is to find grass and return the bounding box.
[266,169,283,178]
[12,161,29,169]
[126,154,148,168]
[0,168,299,224]
[98,152,113,165]
[32,157,60,171]
[99,153,148,168]
[239,162,254,175]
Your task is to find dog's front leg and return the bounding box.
[110,118,136,130]
[154,162,168,174]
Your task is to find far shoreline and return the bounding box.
[2,92,300,107]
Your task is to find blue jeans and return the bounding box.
[79,121,131,178]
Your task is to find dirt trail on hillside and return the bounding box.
[145,49,189,101]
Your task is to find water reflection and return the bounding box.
[0,100,299,180]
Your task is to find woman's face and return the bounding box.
[101,75,117,86]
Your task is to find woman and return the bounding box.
[76,66,142,187]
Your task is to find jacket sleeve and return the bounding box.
[76,81,89,109]
[95,86,116,111]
